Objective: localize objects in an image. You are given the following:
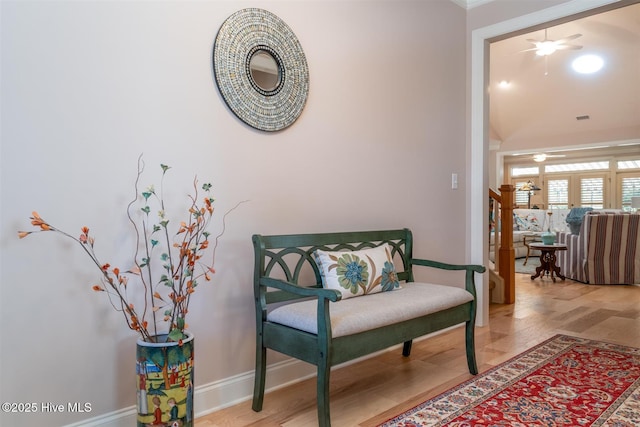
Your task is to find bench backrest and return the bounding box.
[253,229,414,304]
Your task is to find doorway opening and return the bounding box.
[471,0,638,324]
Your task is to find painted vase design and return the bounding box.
[136,333,194,427]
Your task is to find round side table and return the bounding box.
[529,243,567,282]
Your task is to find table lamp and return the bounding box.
[518,181,541,209]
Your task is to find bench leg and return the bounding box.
[402,340,412,356]
[252,345,266,412]
[317,354,331,427]
[465,320,478,375]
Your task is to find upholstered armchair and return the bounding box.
[557,212,640,285]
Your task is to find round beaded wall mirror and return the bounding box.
[213,9,309,132]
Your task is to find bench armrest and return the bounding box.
[411,258,486,274]
[410,258,486,297]
[258,277,342,341]
[259,277,342,302]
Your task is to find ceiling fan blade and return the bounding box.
[532,153,567,161]
[516,47,542,53]
[555,44,583,51]
[554,33,582,44]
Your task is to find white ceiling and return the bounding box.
[489,2,640,157]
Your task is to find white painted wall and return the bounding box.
[1,1,470,425]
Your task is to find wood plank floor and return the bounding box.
[195,273,640,426]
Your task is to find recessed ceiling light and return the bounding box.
[498,80,511,88]
[572,54,604,74]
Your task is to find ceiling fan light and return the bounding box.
[536,41,557,56]
[572,55,604,74]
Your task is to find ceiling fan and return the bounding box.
[520,29,583,57]
[532,153,566,162]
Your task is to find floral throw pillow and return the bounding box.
[313,244,400,299]
[514,212,542,231]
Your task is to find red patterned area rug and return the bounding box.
[378,335,640,426]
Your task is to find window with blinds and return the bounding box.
[545,161,609,173]
[621,176,640,211]
[514,181,530,206]
[512,166,540,176]
[618,159,640,170]
[580,177,604,209]
[547,179,569,209]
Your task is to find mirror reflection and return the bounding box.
[249,50,281,92]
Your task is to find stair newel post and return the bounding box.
[498,184,516,303]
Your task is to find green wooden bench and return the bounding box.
[251,228,485,426]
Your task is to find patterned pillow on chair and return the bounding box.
[514,212,542,231]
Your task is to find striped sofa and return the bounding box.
[557,212,640,285]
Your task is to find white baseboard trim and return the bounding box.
[62,357,317,427]
[63,327,460,426]
[193,357,318,419]
[62,406,136,427]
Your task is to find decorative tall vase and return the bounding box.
[541,211,556,244]
[136,332,194,427]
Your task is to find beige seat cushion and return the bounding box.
[267,282,473,338]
